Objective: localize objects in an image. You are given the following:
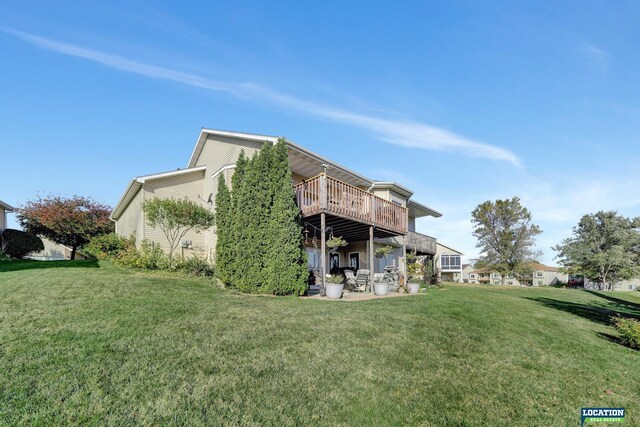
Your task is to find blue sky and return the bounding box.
[2,1,640,264]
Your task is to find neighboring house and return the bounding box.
[111,128,443,284]
[461,264,474,283]
[468,262,568,286]
[27,238,89,261]
[434,242,463,282]
[0,199,15,232]
[584,279,640,292]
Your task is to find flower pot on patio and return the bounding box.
[407,283,420,294]
[325,283,344,299]
[374,282,389,296]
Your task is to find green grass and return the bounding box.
[1,261,639,426]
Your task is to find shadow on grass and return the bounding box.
[585,290,640,311]
[0,259,100,272]
[523,296,640,326]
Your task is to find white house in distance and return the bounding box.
[434,242,463,282]
[465,262,568,286]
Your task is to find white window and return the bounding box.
[470,274,476,278]
[493,273,500,278]
[440,254,461,271]
[493,280,501,285]
[536,272,544,277]
[507,281,514,285]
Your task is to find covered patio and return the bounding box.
[295,173,409,296]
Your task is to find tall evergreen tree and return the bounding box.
[265,139,308,295]
[228,150,247,287]
[214,174,233,284]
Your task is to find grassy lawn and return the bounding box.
[1,261,639,426]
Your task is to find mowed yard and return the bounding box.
[1,261,639,426]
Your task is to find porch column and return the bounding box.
[402,235,407,286]
[369,225,374,293]
[320,212,326,296]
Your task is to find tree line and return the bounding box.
[471,197,640,290]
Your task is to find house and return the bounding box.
[461,264,475,282]
[0,200,15,232]
[584,279,639,292]
[467,262,568,286]
[27,238,89,261]
[434,242,463,282]
[111,129,443,287]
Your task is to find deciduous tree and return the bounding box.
[18,195,113,260]
[554,211,640,290]
[142,197,215,268]
[471,197,541,283]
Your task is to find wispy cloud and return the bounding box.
[2,28,521,166]
[578,40,608,67]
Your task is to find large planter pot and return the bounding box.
[407,283,420,294]
[325,283,344,299]
[374,282,389,296]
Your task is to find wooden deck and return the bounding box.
[294,174,408,236]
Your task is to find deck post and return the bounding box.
[320,212,326,296]
[369,225,374,293]
[319,173,328,210]
[402,235,407,286]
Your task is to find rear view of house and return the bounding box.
[111,129,443,282]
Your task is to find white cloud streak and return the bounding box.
[3,28,521,166]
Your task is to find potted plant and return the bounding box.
[326,236,347,253]
[325,274,345,299]
[406,252,421,294]
[373,245,393,295]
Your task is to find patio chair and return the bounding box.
[355,269,370,292]
[344,269,357,290]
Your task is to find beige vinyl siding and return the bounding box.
[408,216,416,232]
[115,187,144,243]
[143,171,210,256]
[372,188,390,201]
[195,134,264,217]
[389,190,407,207]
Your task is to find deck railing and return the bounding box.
[294,174,408,235]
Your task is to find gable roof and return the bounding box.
[110,166,206,220]
[0,200,15,212]
[437,242,463,255]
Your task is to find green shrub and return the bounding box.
[1,228,44,259]
[326,274,344,284]
[613,317,640,349]
[116,240,169,270]
[175,255,215,277]
[84,233,135,260]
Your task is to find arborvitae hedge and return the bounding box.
[214,174,233,284]
[265,140,308,295]
[215,140,308,295]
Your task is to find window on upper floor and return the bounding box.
[440,254,461,270]
[493,273,500,278]
[536,272,544,277]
